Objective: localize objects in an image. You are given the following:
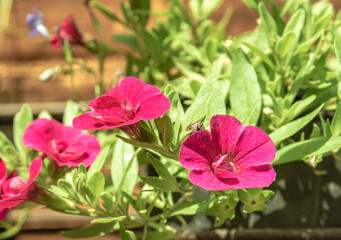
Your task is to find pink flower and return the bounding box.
[179,115,276,191]
[50,14,83,48]
[73,77,171,131]
[23,119,100,168]
[0,158,42,221]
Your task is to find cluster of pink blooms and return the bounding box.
[50,14,83,48]
[1,77,276,221]
[0,158,42,221]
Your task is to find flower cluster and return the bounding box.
[73,77,171,138]
[0,158,42,221]
[50,14,84,48]
[23,119,101,168]
[179,115,276,191]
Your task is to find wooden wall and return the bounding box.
[0,0,340,106]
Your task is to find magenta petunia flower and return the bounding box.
[0,158,42,221]
[179,115,276,191]
[23,119,101,168]
[73,77,171,132]
[50,14,83,48]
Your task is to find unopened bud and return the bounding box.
[187,122,204,133]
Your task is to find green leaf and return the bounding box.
[147,153,182,192]
[130,0,150,28]
[38,110,52,119]
[283,9,305,37]
[141,30,162,61]
[86,171,105,201]
[13,104,33,163]
[183,75,225,128]
[87,146,109,178]
[60,223,116,238]
[90,1,120,22]
[120,222,136,240]
[273,136,341,165]
[239,98,261,126]
[63,100,80,126]
[241,0,258,11]
[238,188,274,213]
[243,41,276,70]
[140,176,174,191]
[206,196,238,227]
[156,115,174,149]
[164,85,184,144]
[0,131,17,164]
[331,103,341,136]
[275,31,297,59]
[62,41,73,65]
[91,216,126,224]
[169,200,211,217]
[112,34,140,51]
[270,104,324,145]
[258,2,278,35]
[111,141,138,195]
[230,49,261,123]
[205,38,218,63]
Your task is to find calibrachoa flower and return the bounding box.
[0,158,42,221]
[26,8,50,39]
[179,115,276,191]
[23,119,100,168]
[50,14,83,48]
[73,77,171,138]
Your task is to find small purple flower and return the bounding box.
[26,8,50,39]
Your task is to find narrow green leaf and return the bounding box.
[270,104,324,144]
[120,222,137,240]
[0,131,17,164]
[62,41,73,65]
[90,1,121,22]
[13,104,33,162]
[164,85,184,144]
[146,154,182,192]
[239,99,261,126]
[38,110,52,119]
[60,223,116,238]
[111,141,138,195]
[230,49,261,123]
[112,34,140,51]
[283,9,305,37]
[183,75,225,128]
[243,41,276,70]
[156,115,174,149]
[258,2,278,34]
[273,136,341,165]
[275,31,297,59]
[88,146,109,178]
[140,176,173,191]
[63,100,80,126]
[241,0,258,11]
[169,200,211,217]
[86,171,105,201]
[91,216,126,224]
[331,103,341,136]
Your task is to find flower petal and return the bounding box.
[108,77,171,120]
[73,112,138,130]
[233,163,276,188]
[188,169,239,191]
[0,208,9,221]
[0,159,7,188]
[234,126,276,167]
[210,115,245,154]
[23,118,56,152]
[179,130,213,171]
